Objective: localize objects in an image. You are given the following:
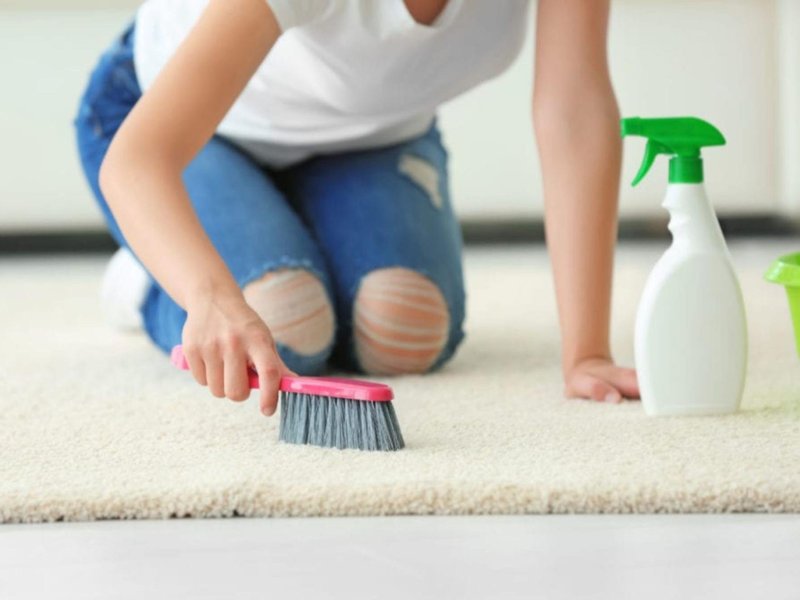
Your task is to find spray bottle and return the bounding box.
[621,117,747,416]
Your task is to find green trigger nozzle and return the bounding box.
[620,117,726,186]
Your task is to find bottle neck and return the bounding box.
[663,183,726,251]
[669,156,704,184]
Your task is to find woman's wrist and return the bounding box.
[562,346,613,375]
[184,275,243,311]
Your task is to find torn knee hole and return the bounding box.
[243,268,335,356]
[353,267,450,375]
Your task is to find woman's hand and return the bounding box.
[564,358,639,404]
[181,288,296,416]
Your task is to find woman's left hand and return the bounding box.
[564,358,640,404]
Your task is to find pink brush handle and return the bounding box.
[170,345,394,402]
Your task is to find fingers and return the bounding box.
[183,344,207,386]
[607,368,640,399]
[565,371,622,404]
[203,345,225,398]
[186,339,253,402]
[223,343,250,402]
[252,352,282,416]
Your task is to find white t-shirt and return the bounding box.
[134,0,530,167]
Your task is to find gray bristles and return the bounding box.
[279,392,404,451]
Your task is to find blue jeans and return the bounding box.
[73,24,466,375]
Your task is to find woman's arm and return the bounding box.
[532,0,639,403]
[99,0,291,414]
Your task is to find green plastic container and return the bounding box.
[765,253,800,355]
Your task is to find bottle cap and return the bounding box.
[620,117,726,186]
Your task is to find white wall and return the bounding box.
[0,0,791,232]
[0,8,135,232]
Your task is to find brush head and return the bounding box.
[278,376,403,451]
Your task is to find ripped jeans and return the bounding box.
[73,23,466,375]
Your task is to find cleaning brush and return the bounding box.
[170,345,404,451]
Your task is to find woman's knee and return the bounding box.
[353,267,451,375]
[243,268,335,372]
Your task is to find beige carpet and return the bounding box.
[2,242,799,522]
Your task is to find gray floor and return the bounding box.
[1,515,799,599]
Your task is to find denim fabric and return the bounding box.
[74,23,466,375]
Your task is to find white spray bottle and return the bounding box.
[621,117,748,416]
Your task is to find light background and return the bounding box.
[0,0,795,231]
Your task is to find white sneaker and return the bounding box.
[100,247,152,331]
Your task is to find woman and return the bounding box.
[74,0,639,416]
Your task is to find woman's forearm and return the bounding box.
[97,0,281,311]
[99,157,241,310]
[534,90,622,374]
[530,0,638,401]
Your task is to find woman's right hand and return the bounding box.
[181,288,296,416]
